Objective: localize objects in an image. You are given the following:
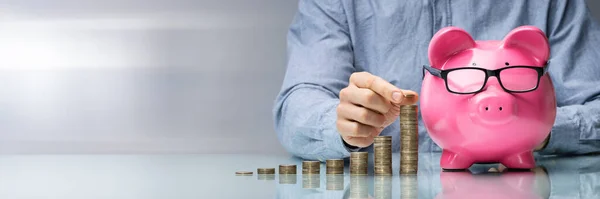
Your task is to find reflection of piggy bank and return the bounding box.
[420,26,557,170]
[435,171,547,199]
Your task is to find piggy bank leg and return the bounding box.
[501,151,535,169]
[440,150,474,170]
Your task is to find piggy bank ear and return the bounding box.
[501,26,550,65]
[428,27,476,68]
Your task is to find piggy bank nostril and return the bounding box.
[485,107,489,111]
[499,107,503,111]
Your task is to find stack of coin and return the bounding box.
[375,176,392,199]
[279,164,297,174]
[401,175,418,199]
[326,174,344,190]
[302,161,321,174]
[326,159,344,174]
[235,171,253,176]
[350,152,368,175]
[374,136,392,175]
[302,174,320,189]
[257,168,275,174]
[400,95,419,174]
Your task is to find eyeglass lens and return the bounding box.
[447,69,486,93]
[446,67,539,93]
[498,67,539,91]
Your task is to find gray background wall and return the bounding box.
[0,0,296,154]
[0,0,598,154]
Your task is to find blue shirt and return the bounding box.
[273,0,600,161]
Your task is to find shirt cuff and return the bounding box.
[537,107,581,155]
[318,100,353,160]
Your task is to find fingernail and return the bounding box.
[392,92,402,102]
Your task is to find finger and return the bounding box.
[342,135,375,148]
[382,106,401,126]
[339,86,391,114]
[336,119,378,138]
[350,72,405,104]
[396,90,420,106]
[337,102,386,127]
[342,128,383,148]
[372,127,384,137]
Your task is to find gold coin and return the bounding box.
[350,152,369,157]
[374,136,392,140]
[303,161,320,167]
[235,171,253,175]
[326,159,344,166]
[400,105,418,109]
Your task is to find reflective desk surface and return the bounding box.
[0,153,598,198]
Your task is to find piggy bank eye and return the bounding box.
[505,62,510,66]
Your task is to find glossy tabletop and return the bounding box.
[0,153,598,198]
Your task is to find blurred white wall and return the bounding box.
[0,0,599,154]
[0,0,296,154]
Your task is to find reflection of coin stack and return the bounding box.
[350,152,368,175]
[257,174,275,180]
[302,174,320,189]
[302,161,321,174]
[401,175,418,199]
[349,176,369,199]
[326,159,344,174]
[326,174,344,190]
[375,175,392,199]
[400,96,418,174]
[279,174,297,184]
[374,136,392,175]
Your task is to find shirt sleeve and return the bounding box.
[272,0,356,161]
[537,0,600,155]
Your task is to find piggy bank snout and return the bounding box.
[469,91,517,125]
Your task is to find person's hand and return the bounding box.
[336,72,419,148]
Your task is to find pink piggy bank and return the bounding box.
[420,26,557,170]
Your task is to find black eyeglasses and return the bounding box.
[422,63,549,94]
